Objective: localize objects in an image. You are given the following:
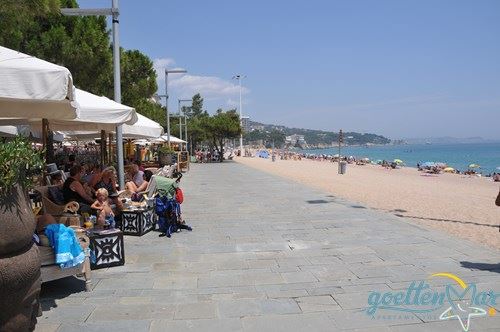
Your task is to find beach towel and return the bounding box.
[45,224,85,269]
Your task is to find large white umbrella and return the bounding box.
[157,134,187,144]
[0,46,78,119]
[0,125,29,137]
[0,88,138,130]
[0,125,65,141]
[122,113,163,138]
[61,113,162,139]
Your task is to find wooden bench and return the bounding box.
[39,229,92,292]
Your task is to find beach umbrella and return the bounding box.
[0,46,78,119]
[443,167,455,173]
[394,159,404,164]
[468,164,480,168]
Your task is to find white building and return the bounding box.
[285,134,307,147]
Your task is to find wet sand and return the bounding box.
[236,157,500,249]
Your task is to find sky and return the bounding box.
[80,0,500,139]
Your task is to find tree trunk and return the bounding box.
[0,185,41,331]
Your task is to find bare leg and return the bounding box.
[125,181,138,192]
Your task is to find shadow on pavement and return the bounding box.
[394,214,499,229]
[460,261,500,273]
[39,276,87,312]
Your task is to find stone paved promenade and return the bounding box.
[37,162,500,332]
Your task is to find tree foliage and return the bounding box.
[0,0,114,97]
[203,109,241,162]
[244,129,286,148]
[120,49,166,126]
[0,0,166,129]
[184,93,204,118]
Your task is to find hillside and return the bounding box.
[246,121,391,148]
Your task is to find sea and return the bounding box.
[303,143,500,175]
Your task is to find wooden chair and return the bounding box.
[34,185,66,216]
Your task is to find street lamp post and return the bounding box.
[178,99,191,149]
[61,0,125,189]
[338,129,343,174]
[165,69,187,147]
[232,74,245,156]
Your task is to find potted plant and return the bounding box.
[158,145,177,166]
[0,136,44,331]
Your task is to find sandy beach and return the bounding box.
[236,156,500,249]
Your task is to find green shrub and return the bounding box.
[0,136,44,195]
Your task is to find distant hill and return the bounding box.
[247,120,390,148]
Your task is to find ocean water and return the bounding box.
[303,143,500,174]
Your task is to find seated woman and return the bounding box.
[91,166,118,194]
[125,170,153,193]
[62,165,94,214]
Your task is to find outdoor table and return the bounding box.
[88,228,125,270]
[120,206,155,236]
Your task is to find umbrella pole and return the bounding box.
[41,118,54,164]
[100,130,107,167]
[108,133,113,165]
[42,118,48,185]
[42,118,48,153]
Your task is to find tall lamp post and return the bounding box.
[165,69,187,147]
[178,99,191,149]
[338,129,343,174]
[61,0,125,189]
[232,74,245,156]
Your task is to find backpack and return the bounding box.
[175,188,184,204]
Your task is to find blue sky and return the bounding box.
[80,0,500,139]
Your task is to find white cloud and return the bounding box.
[226,98,239,107]
[152,57,250,109]
[170,74,250,100]
[153,57,176,74]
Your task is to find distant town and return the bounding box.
[241,118,390,149]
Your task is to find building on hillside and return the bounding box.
[285,134,308,148]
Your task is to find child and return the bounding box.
[91,188,115,228]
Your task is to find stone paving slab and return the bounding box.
[36,161,500,331]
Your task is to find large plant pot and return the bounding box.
[0,185,41,332]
